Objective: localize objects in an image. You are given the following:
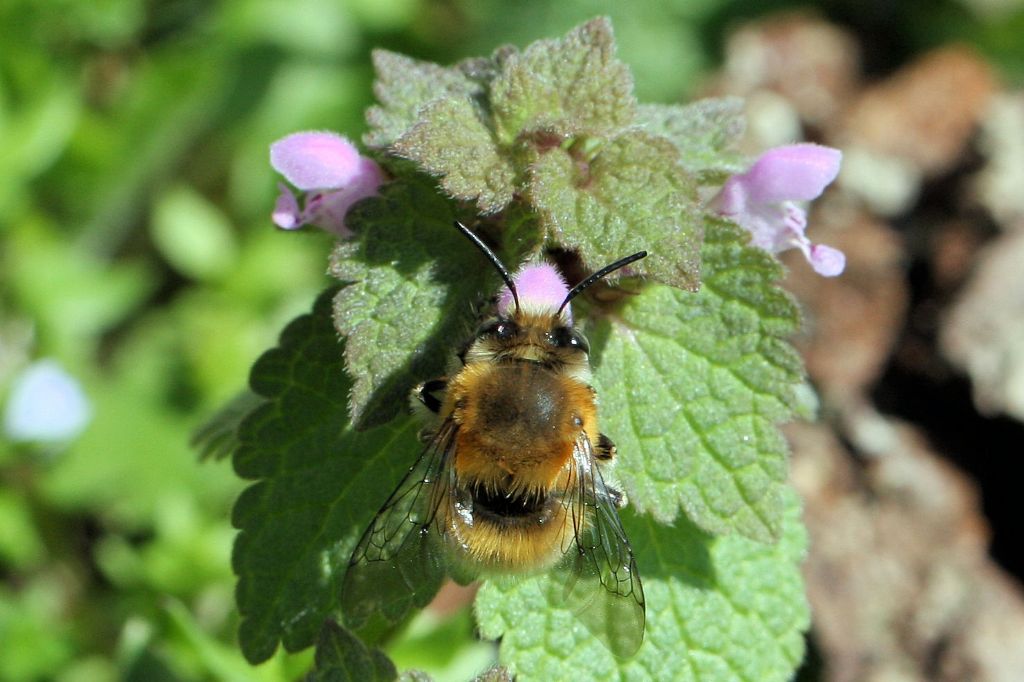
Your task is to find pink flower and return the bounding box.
[270,131,384,238]
[498,264,573,323]
[711,143,845,277]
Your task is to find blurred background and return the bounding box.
[2,0,1024,680]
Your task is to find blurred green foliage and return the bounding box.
[2,0,1023,680]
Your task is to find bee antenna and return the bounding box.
[453,221,520,314]
[556,251,648,316]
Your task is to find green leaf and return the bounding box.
[387,609,496,680]
[40,319,239,528]
[329,178,497,427]
[150,184,239,281]
[0,578,75,680]
[232,290,425,663]
[191,390,265,461]
[365,50,483,149]
[491,18,636,144]
[501,203,545,264]
[0,71,79,215]
[476,490,809,682]
[637,99,749,183]
[590,218,801,540]
[528,131,702,290]
[72,51,230,257]
[162,598,305,682]
[307,621,397,682]
[392,97,515,213]
[6,220,155,361]
[0,489,45,569]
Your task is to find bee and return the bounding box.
[342,221,647,657]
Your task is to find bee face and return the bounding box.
[464,312,591,370]
[342,222,647,657]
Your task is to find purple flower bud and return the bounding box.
[498,264,572,323]
[3,360,92,443]
[711,143,845,277]
[269,131,384,237]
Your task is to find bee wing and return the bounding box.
[555,434,646,658]
[341,420,457,628]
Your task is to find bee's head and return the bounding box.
[453,221,647,362]
[470,312,591,364]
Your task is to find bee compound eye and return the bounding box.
[477,318,517,341]
[550,326,590,354]
[547,327,568,347]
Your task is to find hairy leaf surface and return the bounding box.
[590,218,801,540]
[365,51,484,149]
[392,97,515,213]
[637,99,748,183]
[330,178,496,426]
[528,131,702,290]
[476,491,808,682]
[232,291,426,663]
[306,622,397,682]
[491,18,636,144]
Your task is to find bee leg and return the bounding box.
[411,378,447,442]
[596,435,627,508]
[595,433,617,461]
[411,378,447,414]
[602,484,629,509]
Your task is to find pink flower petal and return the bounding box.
[740,143,842,204]
[270,131,363,191]
[304,192,352,238]
[709,175,750,217]
[498,264,571,321]
[350,156,385,196]
[809,243,846,276]
[302,158,384,237]
[271,183,303,230]
[710,143,844,278]
[739,202,805,253]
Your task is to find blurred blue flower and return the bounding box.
[3,359,92,443]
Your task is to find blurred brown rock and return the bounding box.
[941,229,1024,421]
[930,220,986,294]
[789,415,1024,682]
[428,580,479,617]
[717,13,861,129]
[840,46,997,178]
[782,203,907,403]
[972,93,1024,229]
[710,13,1024,681]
